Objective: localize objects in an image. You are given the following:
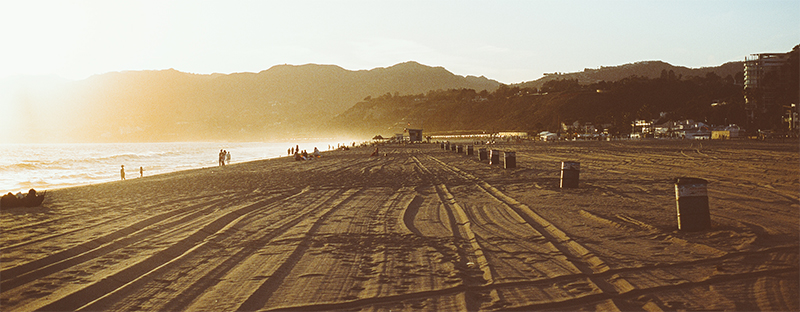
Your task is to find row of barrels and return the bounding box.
[438,142,711,232]
[439,142,577,187]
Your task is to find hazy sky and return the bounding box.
[1,0,798,84]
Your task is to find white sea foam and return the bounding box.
[0,141,351,194]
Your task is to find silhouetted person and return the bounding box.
[140,166,143,178]
[226,151,231,165]
[121,165,125,180]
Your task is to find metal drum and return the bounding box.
[504,151,516,169]
[674,177,711,231]
[489,150,501,165]
[560,161,580,188]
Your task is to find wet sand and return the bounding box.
[1,140,798,311]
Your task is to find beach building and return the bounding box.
[645,119,715,139]
[407,129,423,142]
[632,119,654,136]
[711,124,743,139]
[712,131,730,140]
[539,131,558,141]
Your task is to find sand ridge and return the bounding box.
[1,140,798,311]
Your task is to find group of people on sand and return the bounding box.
[291,145,321,161]
[1,189,45,208]
[120,165,143,180]
[219,149,231,166]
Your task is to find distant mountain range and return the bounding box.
[514,60,744,90]
[2,59,746,143]
[2,62,500,142]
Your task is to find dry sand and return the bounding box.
[1,140,798,311]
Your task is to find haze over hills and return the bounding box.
[1,62,500,143]
[2,59,750,143]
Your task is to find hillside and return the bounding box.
[326,72,747,138]
[2,59,763,143]
[2,62,500,143]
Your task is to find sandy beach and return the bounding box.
[1,139,798,311]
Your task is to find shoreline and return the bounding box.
[10,138,797,194]
[0,141,359,194]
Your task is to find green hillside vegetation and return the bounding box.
[327,71,747,138]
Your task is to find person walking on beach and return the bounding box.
[120,165,125,180]
[219,149,225,166]
[226,150,231,165]
[140,166,143,178]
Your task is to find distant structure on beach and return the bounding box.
[407,129,423,142]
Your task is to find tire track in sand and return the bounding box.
[231,188,363,311]
[0,194,246,292]
[411,155,496,311]
[424,154,638,310]
[76,187,355,311]
[22,190,299,312]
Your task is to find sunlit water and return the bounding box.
[0,141,351,194]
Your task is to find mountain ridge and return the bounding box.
[515,60,744,89]
[2,59,750,143]
[2,62,501,143]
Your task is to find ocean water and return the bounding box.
[0,141,351,194]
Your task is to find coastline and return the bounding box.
[0,141,355,194]
[1,140,797,311]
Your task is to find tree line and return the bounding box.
[331,69,765,137]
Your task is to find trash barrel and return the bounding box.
[560,161,580,188]
[456,145,463,153]
[479,148,488,161]
[503,151,516,169]
[446,142,451,150]
[467,145,474,156]
[674,177,711,231]
[489,150,501,165]
[440,142,445,149]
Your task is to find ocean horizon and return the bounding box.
[0,140,356,194]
